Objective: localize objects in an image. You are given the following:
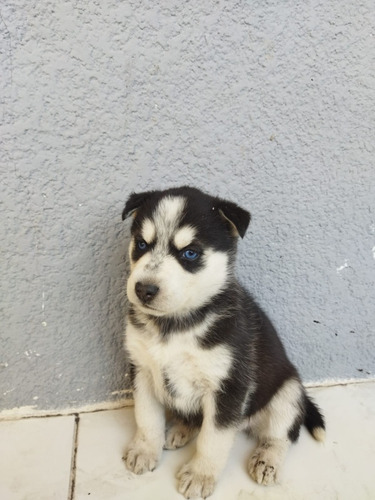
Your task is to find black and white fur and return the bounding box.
[122,186,325,499]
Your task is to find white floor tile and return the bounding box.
[74,382,375,500]
[0,415,75,500]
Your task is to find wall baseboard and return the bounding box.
[0,397,134,422]
[1,377,374,421]
[304,376,374,388]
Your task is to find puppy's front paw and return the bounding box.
[177,463,215,499]
[123,443,159,475]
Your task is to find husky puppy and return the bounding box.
[122,186,325,499]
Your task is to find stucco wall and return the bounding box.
[1,0,374,416]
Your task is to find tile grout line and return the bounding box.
[68,413,80,500]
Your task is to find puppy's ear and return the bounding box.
[216,199,251,238]
[122,191,155,220]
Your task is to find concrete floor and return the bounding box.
[1,382,374,500]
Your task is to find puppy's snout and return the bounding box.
[135,282,159,303]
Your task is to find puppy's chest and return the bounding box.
[126,323,232,411]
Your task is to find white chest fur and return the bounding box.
[126,319,232,415]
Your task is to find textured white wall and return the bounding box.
[1,0,374,415]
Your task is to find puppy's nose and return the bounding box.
[135,282,159,303]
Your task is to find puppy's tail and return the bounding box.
[304,395,325,442]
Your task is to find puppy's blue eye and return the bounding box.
[137,240,147,250]
[182,249,199,261]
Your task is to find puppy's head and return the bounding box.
[122,186,250,317]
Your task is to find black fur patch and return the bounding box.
[128,362,137,386]
[287,394,305,442]
[288,416,302,442]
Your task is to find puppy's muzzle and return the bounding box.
[135,282,160,304]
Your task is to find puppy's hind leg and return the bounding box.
[247,378,304,486]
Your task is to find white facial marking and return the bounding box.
[127,249,229,316]
[127,194,229,315]
[141,218,156,244]
[173,226,196,250]
[155,196,186,229]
